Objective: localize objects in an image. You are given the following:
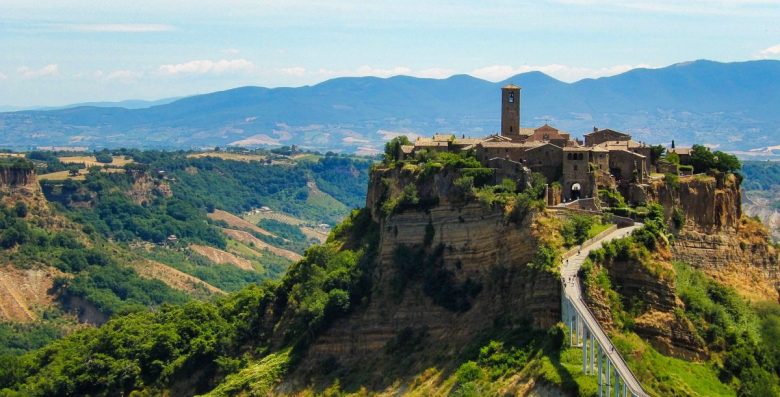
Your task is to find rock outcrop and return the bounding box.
[291,167,562,388]
[0,165,34,187]
[637,172,779,301]
[586,258,707,360]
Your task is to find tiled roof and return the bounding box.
[610,149,646,159]
[433,133,455,142]
[478,142,528,148]
[453,138,482,145]
[584,128,630,137]
[524,142,562,151]
[668,147,692,155]
[415,141,449,148]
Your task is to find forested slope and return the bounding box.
[0,149,372,358]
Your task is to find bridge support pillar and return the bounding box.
[582,328,588,374]
[597,346,603,396]
[590,331,595,373]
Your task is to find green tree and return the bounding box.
[383,136,411,163]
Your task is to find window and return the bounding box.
[573,165,578,171]
[508,92,515,103]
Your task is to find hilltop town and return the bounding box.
[397,85,697,205]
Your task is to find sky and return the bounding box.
[1,0,780,107]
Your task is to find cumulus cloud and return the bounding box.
[61,23,175,32]
[471,63,653,83]
[758,44,780,58]
[17,64,59,79]
[158,59,255,75]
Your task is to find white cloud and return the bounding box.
[223,48,241,55]
[758,44,780,58]
[158,59,255,75]
[471,63,653,83]
[0,72,7,80]
[280,66,307,77]
[17,64,59,79]
[60,23,175,33]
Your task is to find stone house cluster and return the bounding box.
[400,85,660,202]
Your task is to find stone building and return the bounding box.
[400,85,662,203]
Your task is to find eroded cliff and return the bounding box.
[286,166,562,389]
[655,173,777,301]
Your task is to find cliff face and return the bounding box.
[0,166,34,187]
[644,173,741,233]
[294,168,560,387]
[640,173,779,301]
[585,258,706,360]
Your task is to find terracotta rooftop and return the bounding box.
[453,138,482,145]
[584,128,630,137]
[668,147,692,155]
[478,142,529,148]
[522,142,563,153]
[415,141,449,148]
[433,133,455,142]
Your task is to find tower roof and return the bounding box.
[502,84,521,89]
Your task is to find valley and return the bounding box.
[0,148,372,356]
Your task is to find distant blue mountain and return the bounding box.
[1,59,779,153]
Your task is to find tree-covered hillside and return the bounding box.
[0,149,373,359]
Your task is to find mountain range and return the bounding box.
[1,59,779,156]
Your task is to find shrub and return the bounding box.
[598,189,626,208]
[14,202,27,218]
[561,215,596,246]
[671,207,685,229]
[664,173,680,189]
[95,153,113,164]
[461,168,494,187]
[455,361,484,383]
[453,175,475,201]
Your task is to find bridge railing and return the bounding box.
[566,291,650,397]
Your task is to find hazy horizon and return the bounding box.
[2,0,780,107]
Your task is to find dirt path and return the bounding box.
[0,267,61,322]
[132,260,223,295]
[208,210,275,237]
[222,228,303,262]
[190,244,255,271]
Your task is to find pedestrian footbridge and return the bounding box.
[560,224,649,397]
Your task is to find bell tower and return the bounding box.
[501,84,521,139]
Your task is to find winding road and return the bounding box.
[561,223,649,397]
